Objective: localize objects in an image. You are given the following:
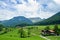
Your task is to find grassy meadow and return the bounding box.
[0,24,60,40]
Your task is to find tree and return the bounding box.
[54,24,59,35]
[44,25,50,30]
[19,28,26,38]
[4,28,8,33]
[17,23,27,38]
[27,28,31,37]
[0,24,4,31]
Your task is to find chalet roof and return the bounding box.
[49,30,55,33]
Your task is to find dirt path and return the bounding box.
[40,35,51,40]
[25,29,51,40]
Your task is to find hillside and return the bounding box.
[35,12,60,25]
[1,16,33,26]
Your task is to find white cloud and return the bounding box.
[15,0,39,12]
[39,12,55,19]
[0,0,60,20]
[0,9,17,20]
[54,0,60,4]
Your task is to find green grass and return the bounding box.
[38,24,60,40]
[46,36,60,40]
[0,28,45,40]
[0,24,60,40]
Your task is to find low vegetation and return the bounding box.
[0,24,60,40]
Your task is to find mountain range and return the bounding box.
[0,12,60,26]
[0,16,33,26]
[35,12,60,25]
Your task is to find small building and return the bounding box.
[41,30,59,36]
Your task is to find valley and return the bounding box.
[0,25,60,40]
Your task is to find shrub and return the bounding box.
[0,24,4,31]
[54,24,59,35]
[19,27,26,38]
[27,28,31,37]
[44,25,50,30]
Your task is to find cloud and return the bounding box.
[0,9,16,20]
[36,0,60,13]
[54,0,60,4]
[0,0,60,20]
[24,0,28,3]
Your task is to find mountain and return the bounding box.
[1,16,33,26]
[0,21,1,23]
[29,17,44,23]
[35,12,60,25]
[0,21,2,24]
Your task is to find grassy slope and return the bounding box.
[47,25,60,40]
[0,24,60,40]
[0,28,45,40]
[38,24,60,40]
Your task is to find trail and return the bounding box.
[40,35,51,40]
[25,29,51,40]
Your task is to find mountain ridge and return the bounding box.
[1,16,33,26]
[35,12,60,25]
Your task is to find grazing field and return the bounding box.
[38,24,60,40]
[0,24,60,40]
[0,28,45,40]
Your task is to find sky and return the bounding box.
[0,0,60,21]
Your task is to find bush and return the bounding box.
[19,28,26,38]
[0,24,4,31]
[44,25,50,30]
[27,28,31,37]
[4,28,8,33]
[54,24,59,35]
